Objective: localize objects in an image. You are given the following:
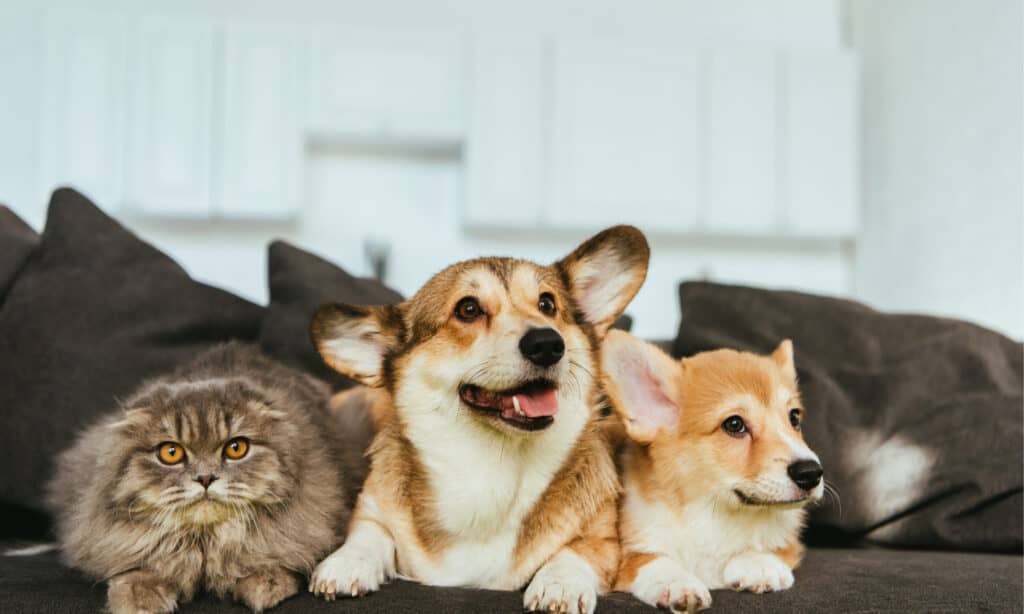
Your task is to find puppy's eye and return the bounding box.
[454,297,483,322]
[789,408,802,430]
[538,293,557,316]
[157,442,186,465]
[223,437,250,460]
[722,415,747,436]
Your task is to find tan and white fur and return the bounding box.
[602,332,824,613]
[308,226,650,613]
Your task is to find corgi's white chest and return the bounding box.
[624,485,802,588]
[407,527,524,589]
[396,404,584,589]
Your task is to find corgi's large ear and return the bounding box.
[311,303,404,388]
[601,330,682,443]
[771,339,797,381]
[557,225,649,338]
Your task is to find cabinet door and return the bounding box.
[38,12,128,210]
[550,37,699,231]
[464,34,546,227]
[0,7,42,221]
[218,22,303,219]
[782,50,859,236]
[126,17,216,216]
[705,49,778,233]
[309,25,465,139]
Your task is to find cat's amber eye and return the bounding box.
[157,442,186,465]
[223,437,250,460]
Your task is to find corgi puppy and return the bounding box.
[601,332,824,613]
[308,226,649,613]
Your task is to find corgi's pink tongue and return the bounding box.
[502,388,558,418]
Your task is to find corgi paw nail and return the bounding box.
[523,559,598,614]
[631,562,711,613]
[723,553,794,594]
[309,547,387,600]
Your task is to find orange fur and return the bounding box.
[773,540,805,569]
[615,552,660,590]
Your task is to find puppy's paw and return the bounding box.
[234,567,299,612]
[722,552,794,594]
[629,557,711,614]
[309,545,389,601]
[524,551,599,614]
[108,571,179,614]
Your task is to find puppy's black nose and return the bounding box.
[519,328,565,367]
[787,460,823,491]
[195,474,218,489]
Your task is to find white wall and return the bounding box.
[850,0,1024,339]
[1,0,855,341]
[126,148,850,340]
[11,1,1020,340]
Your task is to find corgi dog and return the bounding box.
[308,226,649,613]
[601,332,824,613]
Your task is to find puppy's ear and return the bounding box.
[311,303,404,388]
[771,339,797,381]
[557,225,649,338]
[601,330,681,443]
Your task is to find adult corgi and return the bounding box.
[309,227,649,613]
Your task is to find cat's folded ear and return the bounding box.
[556,225,649,338]
[107,406,151,431]
[311,303,404,388]
[601,330,682,443]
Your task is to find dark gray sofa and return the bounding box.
[1,546,1020,613]
[1,191,1020,612]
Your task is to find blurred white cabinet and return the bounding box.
[549,37,699,230]
[782,50,858,235]
[218,22,304,219]
[38,13,128,210]
[465,34,546,226]
[309,26,465,140]
[705,50,778,233]
[0,7,41,220]
[126,18,216,216]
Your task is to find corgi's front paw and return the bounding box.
[524,551,600,614]
[630,557,711,614]
[723,552,794,594]
[309,545,389,601]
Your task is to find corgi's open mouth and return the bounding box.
[458,380,558,431]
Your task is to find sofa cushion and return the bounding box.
[0,189,264,536]
[0,546,1018,613]
[259,241,403,390]
[673,281,1023,553]
[0,205,37,302]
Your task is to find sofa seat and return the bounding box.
[1,545,1019,613]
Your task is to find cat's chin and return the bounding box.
[175,498,240,527]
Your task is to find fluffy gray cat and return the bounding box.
[46,342,370,613]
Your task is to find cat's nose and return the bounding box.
[195,474,218,489]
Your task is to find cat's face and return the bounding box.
[106,379,302,528]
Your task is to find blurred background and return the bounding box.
[0,0,1020,340]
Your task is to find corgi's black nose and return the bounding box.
[519,328,565,367]
[787,460,823,491]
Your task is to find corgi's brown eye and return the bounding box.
[538,293,557,316]
[789,408,802,430]
[722,415,746,436]
[157,442,186,465]
[223,437,250,460]
[454,297,482,322]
